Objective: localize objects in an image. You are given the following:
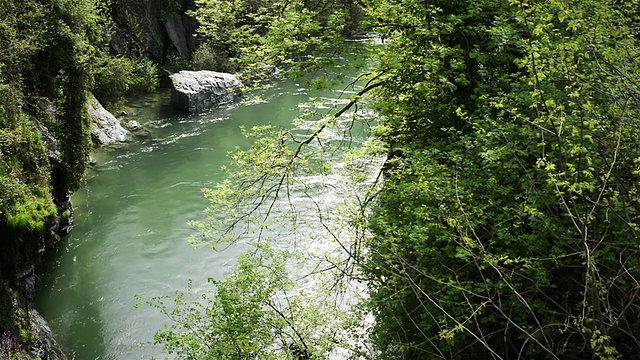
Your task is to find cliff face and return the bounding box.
[0,1,200,357]
[0,112,73,360]
[110,0,198,61]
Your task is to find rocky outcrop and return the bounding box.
[111,0,198,61]
[9,273,68,360]
[170,70,242,113]
[2,117,73,360]
[165,13,191,59]
[28,309,67,360]
[86,94,129,146]
[1,280,66,360]
[31,114,73,236]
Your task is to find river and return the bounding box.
[35,76,378,359]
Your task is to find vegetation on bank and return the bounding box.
[148,0,640,359]
[189,0,367,83]
[0,0,93,316]
[366,0,640,358]
[0,0,160,276]
[0,0,158,352]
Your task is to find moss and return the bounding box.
[0,116,55,277]
[0,119,55,234]
[18,326,31,344]
[6,200,57,232]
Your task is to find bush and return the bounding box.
[129,56,159,94]
[92,53,159,109]
[191,43,225,71]
[92,55,133,107]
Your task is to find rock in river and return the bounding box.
[86,94,129,146]
[170,70,242,113]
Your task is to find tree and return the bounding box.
[144,84,382,359]
[190,0,367,82]
[365,0,640,358]
[148,0,640,359]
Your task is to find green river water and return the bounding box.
[35,78,374,359]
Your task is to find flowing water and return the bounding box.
[35,78,377,359]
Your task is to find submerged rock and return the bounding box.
[170,70,242,113]
[86,94,129,146]
[124,120,140,131]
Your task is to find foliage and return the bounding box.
[0,121,56,232]
[129,56,159,93]
[0,0,159,239]
[92,54,159,109]
[144,240,372,359]
[149,0,640,359]
[189,0,367,81]
[145,73,382,359]
[13,0,108,193]
[364,0,640,358]
[0,27,55,278]
[84,0,160,108]
[190,42,223,72]
[92,56,133,106]
[0,0,161,347]
[0,0,170,357]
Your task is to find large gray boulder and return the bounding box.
[86,94,129,146]
[170,70,242,113]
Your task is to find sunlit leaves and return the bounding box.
[190,0,368,84]
[144,246,294,359]
[365,0,640,358]
[157,0,640,358]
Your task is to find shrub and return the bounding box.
[190,42,224,71]
[92,55,133,107]
[92,53,159,109]
[129,56,159,94]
